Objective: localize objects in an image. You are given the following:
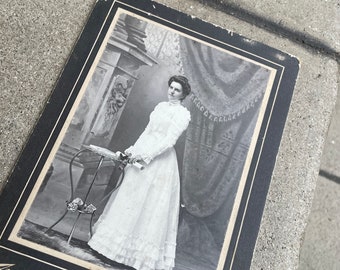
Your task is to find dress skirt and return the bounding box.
[88,147,180,270]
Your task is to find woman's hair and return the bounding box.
[168,75,191,100]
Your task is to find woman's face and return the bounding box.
[168,81,184,101]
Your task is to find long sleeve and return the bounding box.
[124,102,191,164]
[124,121,151,157]
[142,109,190,164]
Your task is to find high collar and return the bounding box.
[168,100,182,106]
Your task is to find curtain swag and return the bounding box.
[189,93,261,122]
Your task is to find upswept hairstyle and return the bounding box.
[168,75,191,100]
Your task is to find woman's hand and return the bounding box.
[124,150,132,157]
[129,155,143,164]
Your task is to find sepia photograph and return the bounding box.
[0,1,298,270]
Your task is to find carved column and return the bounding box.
[58,14,156,167]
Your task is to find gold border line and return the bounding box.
[216,68,280,270]
[228,69,284,269]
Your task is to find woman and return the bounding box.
[88,75,191,270]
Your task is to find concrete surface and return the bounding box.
[0,0,339,269]
[298,86,340,269]
[299,176,340,270]
[219,0,339,53]
[0,0,94,190]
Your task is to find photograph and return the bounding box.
[0,1,298,270]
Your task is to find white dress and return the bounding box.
[88,101,191,270]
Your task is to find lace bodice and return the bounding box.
[125,102,191,164]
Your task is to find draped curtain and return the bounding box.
[179,38,270,217]
[175,37,270,269]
